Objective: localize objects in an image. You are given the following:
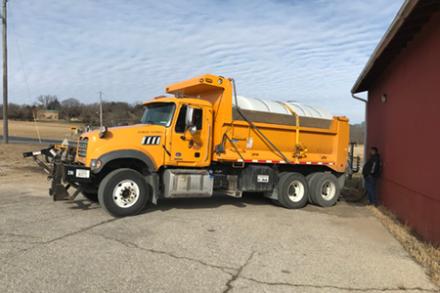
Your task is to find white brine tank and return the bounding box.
[232,95,333,120]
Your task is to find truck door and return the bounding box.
[167,104,212,167]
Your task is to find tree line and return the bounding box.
[350,122,365,144]
[0,95,145,126]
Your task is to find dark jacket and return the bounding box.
[362,154,381,178]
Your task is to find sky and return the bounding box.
[6,0,404,123]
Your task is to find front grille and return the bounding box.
[77,138,88,157]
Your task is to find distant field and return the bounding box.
[0,120,83,141]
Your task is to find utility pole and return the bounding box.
[99,91,103,128]
[2,0,8,144]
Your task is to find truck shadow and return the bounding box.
[142,193,271,214]
[67,192,271,213]
[68,192,371,218]
[66,199,101,211]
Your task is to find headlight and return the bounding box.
[99,126,108,138]
[90,159,102,171]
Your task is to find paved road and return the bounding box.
[0,135,65,145]
[0,173,437,293]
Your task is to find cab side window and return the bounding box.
[175,106,187,133]
[175,105,203,133]
[193,109,203,130]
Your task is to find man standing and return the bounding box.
[362,147,381,205]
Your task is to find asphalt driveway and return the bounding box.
[0,172,437,292]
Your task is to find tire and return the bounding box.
[276,172,309,209]
[306,173,321,203]
[82,191,98,202]
[270,172,289,207]
[98,168,150,217]
[309,172,340,207]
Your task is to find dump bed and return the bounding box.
[214,96,349,173]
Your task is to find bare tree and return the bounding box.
[61,97,80,108]
[350,122,365,144]
[61,97,81,120]
[36,95,60,110]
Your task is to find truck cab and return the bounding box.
[77,97,213,169]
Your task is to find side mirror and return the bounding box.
[188,125,197,135]
[185,106,195,128]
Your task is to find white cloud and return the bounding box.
[6,0,404,122]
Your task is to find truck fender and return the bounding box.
[93,149,156,174]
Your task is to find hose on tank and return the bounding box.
[229,78,291,164]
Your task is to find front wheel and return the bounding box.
[98,168,150,217]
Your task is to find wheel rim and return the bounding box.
[320,180,336,201]
[287,180,305,202]
[112,179,140,208]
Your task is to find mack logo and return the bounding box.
[141,136,161,145]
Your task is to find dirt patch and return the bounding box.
[0,143,48,181]
[341,174,366,204]
[303,201,371,218]
[369,205,440,287]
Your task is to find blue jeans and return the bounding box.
[365,176,378,205]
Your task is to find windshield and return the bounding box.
[141,103,175,127]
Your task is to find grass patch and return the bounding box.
[368,205,440,287]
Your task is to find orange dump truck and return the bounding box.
[26,74,350,217]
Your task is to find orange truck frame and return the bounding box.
[26,74,350,217]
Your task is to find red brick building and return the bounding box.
[352,0,440,245]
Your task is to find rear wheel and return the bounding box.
[309,172,340,207]
[306,173,321,203]
[276,172,309,209]
[98,168,150,217]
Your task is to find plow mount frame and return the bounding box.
[23,145,83,201]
